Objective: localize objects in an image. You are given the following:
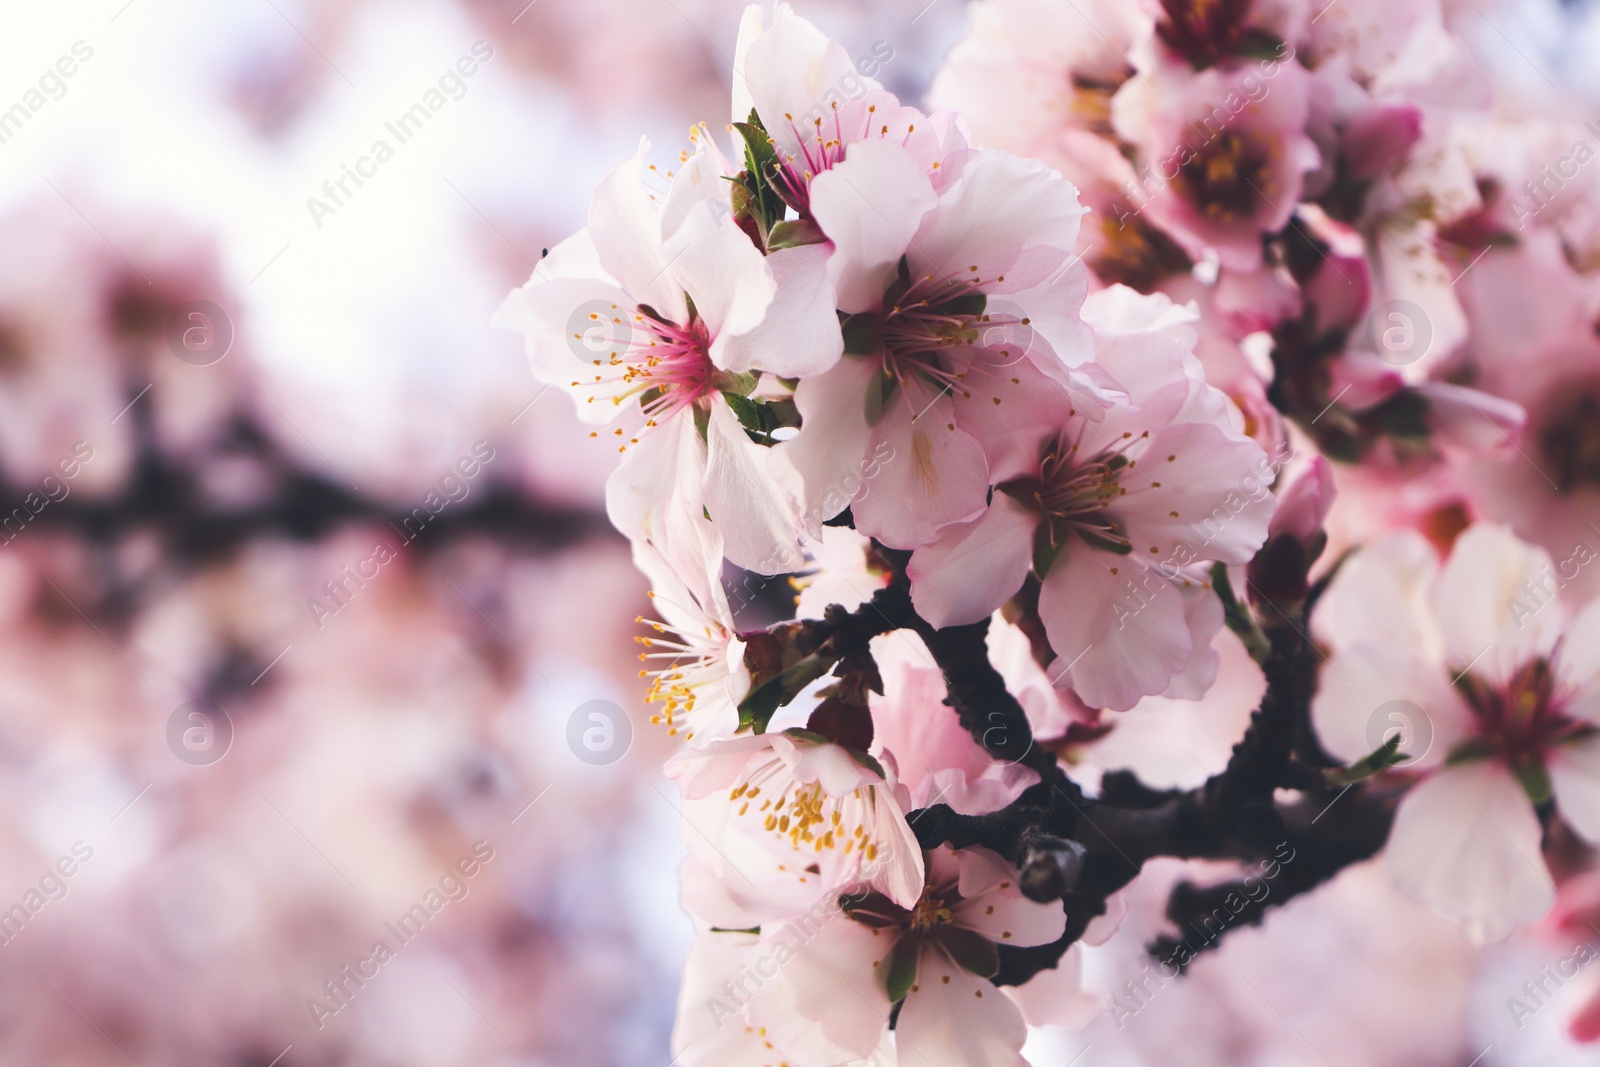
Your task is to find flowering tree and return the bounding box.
[498,1,1600,1059]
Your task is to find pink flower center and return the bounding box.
[1001,430,1154,556]
[841,879,955,933]
[1537,376,1600,493]
[1173,129,1274,223]
[625,313,716,411]
[864,271,1033,400]
[579,307,716,450]
[768,103,920,218]
[1089,207,1194,292]
[1457,654,1588,764]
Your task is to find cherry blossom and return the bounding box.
[1312,523,1600,941]
[907,287,1274,710]
[493,133,825,574]
[737,845,1066,1067]
[633,502,749,746]
[781,142,1103,550]
[668,730,927,918]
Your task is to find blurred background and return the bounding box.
[0,2,967,1065]
[1,1,1599,1065]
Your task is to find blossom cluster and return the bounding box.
[498,0,1600,1059]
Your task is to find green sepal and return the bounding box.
[778,727,886,778]
[1444,737,1496,766]
[722,392,766,438]
[864,369,898,427]
[1513,756,1554,806]
[1074,526,1134,556]
[1324,734,1409,786]
[851,749,888,781]
[1032,524,1064,580]
[884,935,920,1004]
[768,218,827,249]
[738,655,833,733]
[732,111,783,237]
[842,313,882,356]
[715,370,759,397]
[938,926,1000,978]
[1211,561,1270,665]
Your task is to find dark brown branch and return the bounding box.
[773,542,1402,990]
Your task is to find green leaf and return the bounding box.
[937,926,1000,978]
[715,369,760,397]
[764,398,802,429]
[731,112,783,235]
[727,177,756,221]
[738,654,834,733]
[1324,734,1409,786]
[768,218,827,249]
[884,935,920,1004]
[1211,561,1270,665]
[722,392,768,439]
[733,112,778,175]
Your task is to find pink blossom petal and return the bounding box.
[896,954,1029,1067]
[907,494,1036,629]
[810,139,938,314]
[1386,761,1553,943]
[1039,548,1193,712]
